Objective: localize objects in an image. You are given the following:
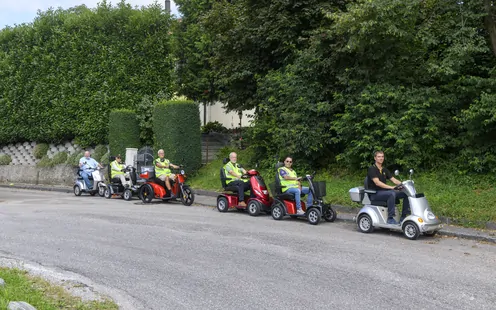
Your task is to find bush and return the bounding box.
[153,100,201,172]
[66,151,84,166]
[93,145,108,162]
[201,121,228,134]
[99,151,110,166]
[108,109,140,160]
[33,143,49,159]
[37,155,53,168]
[0,154,12,165]
[51,152,68,165]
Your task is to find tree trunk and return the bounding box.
[484,0,496,57]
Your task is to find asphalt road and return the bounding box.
[0,188,495,310]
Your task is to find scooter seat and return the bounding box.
[223,186,239,192]
[370,200,388,207]
[276,192,306,200]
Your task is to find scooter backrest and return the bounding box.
[274,163,285,195]
[219,166,228,188]
[364,177,370,190]
[222,157,229,165]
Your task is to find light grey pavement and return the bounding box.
[0,188,495,310]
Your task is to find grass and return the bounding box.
[189,148,496,228]
[0,268,118,310]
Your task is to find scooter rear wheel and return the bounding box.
[73,185,82,196]
[357,214,374,233]
[217,197,228,212]
[271,202,285,221]
[140,184,154,203]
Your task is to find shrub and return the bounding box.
[66,151,84,166]
[153,100,201,172]
[33,143,49,159]
[93,144,108,162]
[201,121,228,134]
[0,154,12,165]
[51,152,68,165]
[99,151,110,166]
[108,109,140,160]
[37,155,54,168]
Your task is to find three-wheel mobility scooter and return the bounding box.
[103,156,141,200]
[216,158,273,216]
[73,166,106,197]
[270,162,337,225]
[138,167,195,206]
[349,169,443,240]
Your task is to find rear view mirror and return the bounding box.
[409,169,414,175]
[394,170,400,176]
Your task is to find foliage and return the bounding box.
[99,151,110,165]
[0,267,118,309]
[36,155,54,168]
[33,144,49,160]
[0,154,12,165]
[108,109,140,159]
[66,151,84,166]
[0,2,173,146]
[93,144,108,162]
[201,121,228,134]
[51,152,68,165]
[153,100,202,172]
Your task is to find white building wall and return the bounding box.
[199,101,254,129]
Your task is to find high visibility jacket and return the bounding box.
[224,161,248,183]
[278,167,299,192]
[111,160,125,179]
[155,157,171,177]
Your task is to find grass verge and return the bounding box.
[0,267,118,310]
[189,148,496,228]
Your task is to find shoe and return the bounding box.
[238,201,247,207]
[297,209,305,215]
[387,218,399,225]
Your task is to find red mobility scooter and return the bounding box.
[216,158,273,216]
[270,162,337,225]
[138,166,195,206]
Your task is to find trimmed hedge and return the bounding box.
[93,144,108,162]
[37,155,54,168]
[33,143,49,159]
[0,154,12,165]
[108,109,141,160]
[51,152,68,165]
[153,100,201,172]
[66,151,84,166]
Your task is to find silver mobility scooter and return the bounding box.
[73,166,106,197]
[349,169,443,240]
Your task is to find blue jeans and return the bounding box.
[286,187,313,210]
[81,170,93,190]
[370,190,410,218]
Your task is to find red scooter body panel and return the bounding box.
[149,182,167,198]
[284,200,306,215]
[221,169,272,209]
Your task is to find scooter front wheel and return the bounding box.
[402,221,420,240]
[98,184,105,197]
[123,189,132,201]
[307,208,321,225]
[247,200,261,216]
[180,186,195,206]
[323,206,337,222]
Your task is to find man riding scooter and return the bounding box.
[278,156,313,215]
[366,150,410,225]
[154,149,180,198]
[110,155,135,189]
[223,152,252,207]
[79,151,103,190]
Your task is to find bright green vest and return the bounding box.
[278,167,299,192]
[224,161,248,183]
[154,157,171,176]
[110,160,125,178]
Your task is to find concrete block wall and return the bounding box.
[0,140,91,166]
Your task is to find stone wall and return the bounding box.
[0,140,93,166]
[0,165,76,185]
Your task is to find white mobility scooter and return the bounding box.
[349,169,443,240]
[73,166,107,197]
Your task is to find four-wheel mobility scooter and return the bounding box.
[216,158,273,216]
[73,166,106,197]
[270,162,336,225]
[349,169,443,240]
[103,156,142,200]
[139,167,195,206]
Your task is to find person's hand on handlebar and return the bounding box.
[394,184,404,190]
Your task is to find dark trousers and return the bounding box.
[371,190,410,218]
[228,180,251,201]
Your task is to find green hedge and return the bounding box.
[33,144,49,159]
[37,156,54,168]
[66,151,84,166]
[0,154,12,165]
[51,152,68,165]
[153,100,201,172]
[108,109,140,160]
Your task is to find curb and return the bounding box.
[2,184,495,244]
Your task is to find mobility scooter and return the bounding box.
[349,169,443,240]
[270,162,336,225]
[103,156,141,200]
[216,158,273,216]
[139,166,195,206]
[73,166,106,197]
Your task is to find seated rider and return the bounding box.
[223,152,251,207]
[278,156,313,215]
[110,155,134,188]
[79,151,103,190]
[366,150,410,225]
[154,149,180,197]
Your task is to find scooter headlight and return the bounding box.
[262,190,268,195]
[427,212,436,220]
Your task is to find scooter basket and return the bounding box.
[313,181,327,198]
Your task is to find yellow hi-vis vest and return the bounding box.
[278,167,299,192]
[111,160,125,179]
[224,161,248,183]
[154,157,171,177]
